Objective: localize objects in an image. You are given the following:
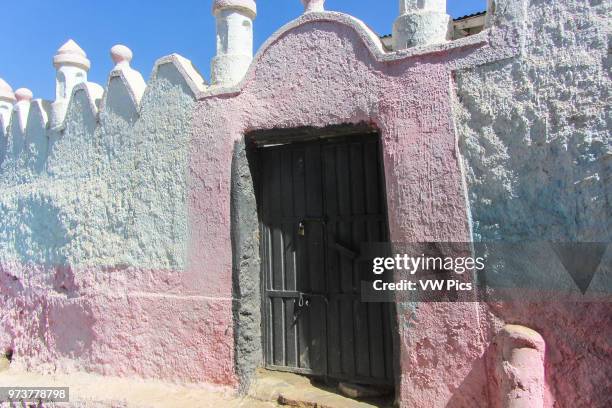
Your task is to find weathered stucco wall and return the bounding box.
[0,0,609,406]
[190,10,515,405]
[458,0,610,242]
[455,0,611,406]
[0,56,236,387]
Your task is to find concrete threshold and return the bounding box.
[249,369,394,408]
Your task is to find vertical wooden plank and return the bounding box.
[293,148,306,219]
[281,148,294,218]
[269,149,282,217]
[305,142,326,373]
[367,303,386,379]
[272,297,284,366]
[261,150,270,221]
[272,228,284,291]
[363,139,381,216]
[350,142,366,216]
[349,141,371,377]
[322,144,341,376]
[305,143,323,218]
[262,224,272,365]
[281,151,296,292]
[281,148,297,368]
[283,226,297,292]
[382,303,394,381]
[292,148,306,369]
[284,297,297,367]
[335,143,356,377]
[323,145,341,295]
[291,147,312,370]
[267,297,273,365]
[261,150,275,368]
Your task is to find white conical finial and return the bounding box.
[111,44,133,68]
[108,44,147,106]
[53,39,91,70]
[14,88,33,102]
[13,88,33,133]
[301,0,325,13]
[51,39,90,127]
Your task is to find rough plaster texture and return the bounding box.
[0,55,236,387]
[230,139,261,392]
[455,0,612,406]
[457,0,610,243]
[192,10,511,405]
[489,325,546,408]
[0,1,610,407]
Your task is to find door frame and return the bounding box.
[231,123,399,390]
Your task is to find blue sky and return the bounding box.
[1,1,486,100]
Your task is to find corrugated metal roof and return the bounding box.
[454,11,487,21]
[379,10,486,39]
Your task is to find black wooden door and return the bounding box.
[259,134,394,385]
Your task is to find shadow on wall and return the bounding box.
[48,299,95,357]
[14,197,69,266]
[446,351,490,408]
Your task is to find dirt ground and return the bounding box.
[0,367,277,407]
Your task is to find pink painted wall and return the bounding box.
[0,263,237,388]
[189,15,489,405]
[190,10,611,406]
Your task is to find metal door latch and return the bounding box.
[298,292,310,307]
[293,293,310,323]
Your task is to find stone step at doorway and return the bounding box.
[249,369,395,408]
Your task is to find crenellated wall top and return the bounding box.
[0,1,514,136]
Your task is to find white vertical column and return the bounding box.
[301,0,325,13]
[50,39,90,127]
[393,0,451,50]
[211,0,257,86]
